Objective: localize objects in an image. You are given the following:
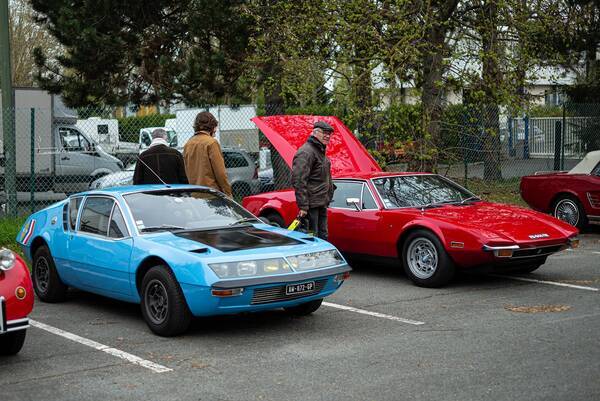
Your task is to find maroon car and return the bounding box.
[520,151,600,228]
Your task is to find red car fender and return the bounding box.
[1,254,34,321]
[398,220,449,251]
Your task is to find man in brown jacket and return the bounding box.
[183,111,232,197]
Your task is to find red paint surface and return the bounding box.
[0,254,34,321]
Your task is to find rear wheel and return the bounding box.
[0,330,27,355]
[141,266,191,337]
[32,246,68,303]
[402,230,455,288]
[284,299,323,316]
[263,212,285,228]
[553,195,587,229]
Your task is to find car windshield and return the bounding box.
[372,175,476,208]
[124,189,258,232]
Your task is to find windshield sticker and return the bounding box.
[136,220,145,229]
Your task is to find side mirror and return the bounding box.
[346,197,361,211]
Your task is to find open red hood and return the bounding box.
[252,115,382,176]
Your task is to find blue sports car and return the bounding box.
[17,185,351,336]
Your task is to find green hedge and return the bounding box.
[117,114,175,143]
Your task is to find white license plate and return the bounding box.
[286,281,315,295]
[0,297,5,333]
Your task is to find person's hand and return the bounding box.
[298,210,307,218]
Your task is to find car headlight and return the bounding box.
[209,258,292,279]
[287,250,344,272]
[0,248,16,271]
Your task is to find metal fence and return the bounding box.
[0,100,599,216]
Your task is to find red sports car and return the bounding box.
[0,247,34,355]
[243,115,580,287]
[520,151,600,229]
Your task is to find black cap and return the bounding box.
[313,120,334,132]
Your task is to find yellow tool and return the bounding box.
[287,219,301,231]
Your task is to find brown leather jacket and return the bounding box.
[183,132,232,197]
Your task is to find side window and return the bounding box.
[59,128,82,152]
[79,197,114,236]
[69,197,82,230]
[362,185,378,209]
[592,162,600,176]
[223,152,249,168]
[109,206,129,238]
[98,124,109,137]
[62,204,68,230]
[330,181,363,208]
[141,131,151,146]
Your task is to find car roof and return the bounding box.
[72,184,214,197]
[333,171,434,180]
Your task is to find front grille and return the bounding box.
[512,245,562,258]
[251,280,327,305]
[587,192,600,209]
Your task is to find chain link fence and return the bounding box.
[1,94,599,216]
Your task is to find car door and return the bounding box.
[327,180,382,256]
[55,127,100,192]
[68,196,133,296]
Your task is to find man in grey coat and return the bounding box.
[291,121,335,239]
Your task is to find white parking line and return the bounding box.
[492,275,599,292]
[30,320,172,373]
[323,302,425,325]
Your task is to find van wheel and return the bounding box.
[33,246,68,302]
[263,212,285,228]
[402,229,455,288]
[141,266,192,337]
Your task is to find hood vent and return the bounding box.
[190,248,209,254]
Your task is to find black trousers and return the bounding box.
[307,207,328,240]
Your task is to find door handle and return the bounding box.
[61,156,70,160]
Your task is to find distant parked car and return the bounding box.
[90,148,260,197]
[520,150,600,228]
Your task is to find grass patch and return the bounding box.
[0,216,26,257]
[462,178,526,207]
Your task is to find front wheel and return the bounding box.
[33,246,68,303]
[402,230,455,288]
[0,330,27,355]
[263,212,285,228]
[140,266,192,337]
[284,299,323,316]
[553,195,587,229]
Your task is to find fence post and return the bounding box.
[523,115,529,159]
[30,108,35,215]
[561,103,566,170]
[554,120,562,171]
[507,116,514,156]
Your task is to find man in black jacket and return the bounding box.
[291,121,335,239]
[133,129,188,185]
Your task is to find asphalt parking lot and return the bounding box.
[2,230,599,401]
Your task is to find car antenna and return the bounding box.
[134,154,171,188]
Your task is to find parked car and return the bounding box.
[0,246,34,355]
[89,148,260,197]
[243,115,580,288]
[18,185,350,336]
[520,150,600,228]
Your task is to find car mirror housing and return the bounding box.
[346,197,361,211]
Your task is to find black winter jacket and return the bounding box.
[133,144,189,185]
[291,136,335,210]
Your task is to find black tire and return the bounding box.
[552,195,588,229]
[401,229,455,288]
[0,330,27,355]
[32,246,68,303]
[140,266,192,337]
[263,212,285,228]
[284,298,323,316]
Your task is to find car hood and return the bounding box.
[252,115,382,176]
[421,202,577,243]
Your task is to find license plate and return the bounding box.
[0,297,5,333]
[286,281,315,295]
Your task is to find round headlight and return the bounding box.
[0,248,15,271]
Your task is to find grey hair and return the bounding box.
[151,128,168,139]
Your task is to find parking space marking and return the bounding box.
[492,275,599,292]
[30,320,173,373]
[323,302,425,325]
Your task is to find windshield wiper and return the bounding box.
[228,217,259,226]
[419,200,456,210]
[141,224,186,232]
[459,195,481,205]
